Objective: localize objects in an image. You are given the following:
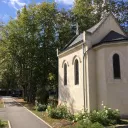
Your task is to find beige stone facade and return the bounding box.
[58,13,128,115]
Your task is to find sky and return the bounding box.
[0,0,74,23]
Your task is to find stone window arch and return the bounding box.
[62,60,69,68]
[113,53,121,79]
[72,55,82,65]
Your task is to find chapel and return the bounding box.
[58,13,128,115]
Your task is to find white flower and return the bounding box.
[101,101,104,106]
[105,110,108,113]
[116,109,119,112]
[104,106,106,109]
[75,118,78,121]
[83,116,85,118]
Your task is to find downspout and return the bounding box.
[83,31,86,111]
[83,32,92,112]
[57,49,59,100]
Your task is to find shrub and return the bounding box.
[91,122,104,128]
[47,105,120,126]
[89,110,109,126]
[66,113,75,121]
[48,98,58,107]
[106,108,120,124]
[46,105,68,119]
[0,120,6,128]
[73,112,88,122]
[77,118,104,128]
[89,106,120,126]
[36,104,47,111]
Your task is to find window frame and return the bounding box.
[64,63,67,85]
[74,59,79,85]
[113,53,121,79]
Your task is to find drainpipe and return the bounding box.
[57,48,59,101]
[83,31,86,112]
[83,32,91,112]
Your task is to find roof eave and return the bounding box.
[93,39,128,49]
[58,40,83,57]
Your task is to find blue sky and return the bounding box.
[0,0,74,23]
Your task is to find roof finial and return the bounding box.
[76,22,79,35]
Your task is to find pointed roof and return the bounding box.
[62,33,83,51]
[86,12,126,36]
[93,30,128,47]
[59,13,128,54]
[100,30,127,43]
[86,14,109,34]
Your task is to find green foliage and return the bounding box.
[75,106,120,127]
[36,104,47,112]
[46,105,68,119]
[0,2,59,103]
[77,118,104,128]
[0,120,8,128]
[73,0,107,33]
[48,98,58,107]
[109,0,128,32]
[89,110,109,126]
[56,9,75,49]
[73,0,128,32]
[45,104,122,128]
[89,106,120,126]
[36,88,49,104]
[67,111,88,122]
[0,0,127,106]
[46,105,120,127]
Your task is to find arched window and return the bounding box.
[64,63,67,85]
[74,59,79,85]
[113,54,121,79]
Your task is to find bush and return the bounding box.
[89,110,109,126]
[67,111,88,122]
[46,105,68,119]
[36,104,47,111]
[47,105,120,127]
[77,118,104,128]
[106,107,120,124]
[91,122,104,128]
[0,120,7,128]
[48,98,58,107]
[89,106,120,126]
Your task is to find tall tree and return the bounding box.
[73,0,128,33]
[73,0,98,33]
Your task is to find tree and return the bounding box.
[0,2,58,103]
[73,0,128,32]
[109,0,128,32]
[56,9,75,49]
[73,0,98,33]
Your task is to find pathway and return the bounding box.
[1,97,50,128]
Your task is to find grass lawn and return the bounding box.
[0,121,8,128]
[14,98,77,128]
[0,98,4,108]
